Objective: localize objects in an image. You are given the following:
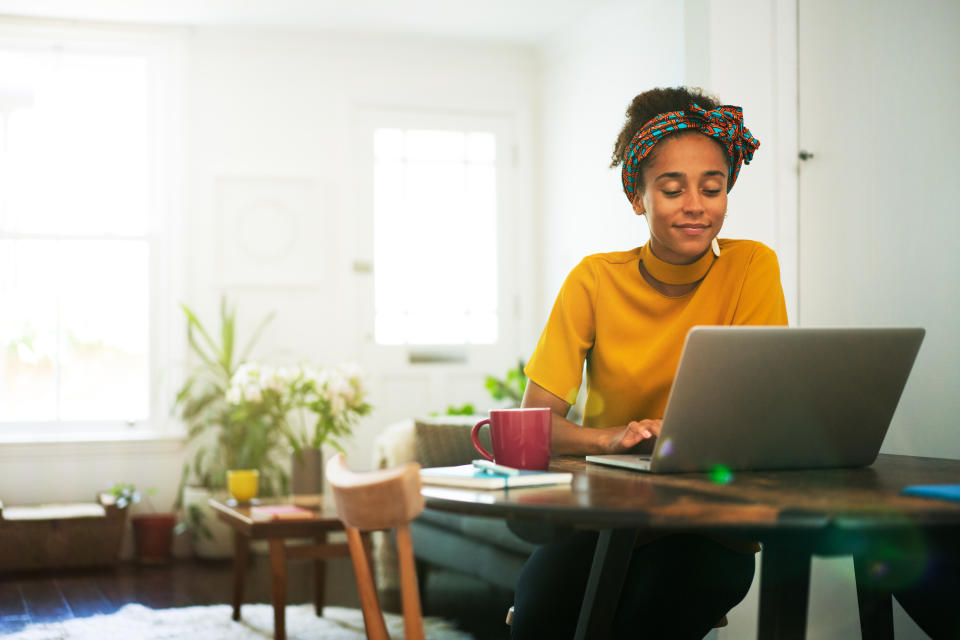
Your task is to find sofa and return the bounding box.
[373,416,537,593]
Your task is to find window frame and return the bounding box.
[0,23,185,441]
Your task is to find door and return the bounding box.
[798,0,960,459]
[350,108,525,444]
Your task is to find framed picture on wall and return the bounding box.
[216,176,329,287]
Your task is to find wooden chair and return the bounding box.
[326,453,425,640]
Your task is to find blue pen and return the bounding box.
[472,459,521,477]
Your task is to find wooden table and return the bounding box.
[209,497,351,640]
[422,454,960,640]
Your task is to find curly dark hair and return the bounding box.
[610,86,721,197]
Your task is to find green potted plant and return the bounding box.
[110,483,177,565]
[484,359,527,408]
[174,297,288,557]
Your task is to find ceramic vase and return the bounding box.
[291,448,324,508]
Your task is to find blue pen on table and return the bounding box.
[472,459,521,476]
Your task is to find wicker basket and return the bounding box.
[0,493,128,571]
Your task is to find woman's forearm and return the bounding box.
[522,380,610,455]
[549,413,612,455]
[522,380,660,455]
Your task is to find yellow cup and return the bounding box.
[227,469,259,503]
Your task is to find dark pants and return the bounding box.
[511,532,756,640]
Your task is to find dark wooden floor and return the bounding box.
[0,554,513,639]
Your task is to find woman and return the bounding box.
[511,86,787,639]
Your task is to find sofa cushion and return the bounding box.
[413,416,491,468]
[415,509,535,557]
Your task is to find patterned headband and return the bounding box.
[620,103,760,201]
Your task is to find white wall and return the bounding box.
[536,0,685,319]
[0,22,539,519]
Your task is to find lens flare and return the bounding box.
[658,438,674,457]
[709,464,733,484]
[584,391,605,417]
[870,561,889,578]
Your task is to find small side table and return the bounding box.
[209,497,351,640]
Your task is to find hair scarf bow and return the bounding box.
[620,103,760,201]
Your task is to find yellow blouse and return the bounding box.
[525,239,788,428]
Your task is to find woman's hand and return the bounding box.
[600,419,662,454]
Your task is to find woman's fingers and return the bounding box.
[645,419,663,437]
[627,419,662,439]
[603,419,662,453]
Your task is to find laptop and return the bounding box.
[585,326,925,473]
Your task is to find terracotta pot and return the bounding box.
[131,514,176,564]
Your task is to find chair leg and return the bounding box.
[345,527,390,640]
[396,524,426,640]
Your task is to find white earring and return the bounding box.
[711,237,721,257]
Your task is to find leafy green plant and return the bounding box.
[484,360,527,408]
[109,483,161,512]
[444,403,476,416]
[174,297,289,497]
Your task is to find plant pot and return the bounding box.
[291,448,324,508]
[131,514,176,565]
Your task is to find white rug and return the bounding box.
[6,603,475,640]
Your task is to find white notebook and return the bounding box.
[420,464,572,490]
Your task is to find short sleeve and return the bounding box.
[524,259,598,405]
[732,244,789,326]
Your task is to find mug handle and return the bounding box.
[471,418,494,461]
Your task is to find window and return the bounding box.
[0,34,176,433]
[372,127,499,346]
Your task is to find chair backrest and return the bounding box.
[326,453,425,640]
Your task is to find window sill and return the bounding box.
[0,430,186,459]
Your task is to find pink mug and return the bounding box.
[471,407,552,471]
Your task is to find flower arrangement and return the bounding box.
[226,361,372,455]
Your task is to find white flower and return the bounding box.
[242,383,262,403]
[226,385,243,405]
[328,376,355,405]
[329,393,346,416]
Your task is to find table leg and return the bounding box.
[231,530,250,621]
[853,554,894,640]
[573,528,635,640]
[758,543,811,640]
[269,538,288,640]
[314,531,327,617]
